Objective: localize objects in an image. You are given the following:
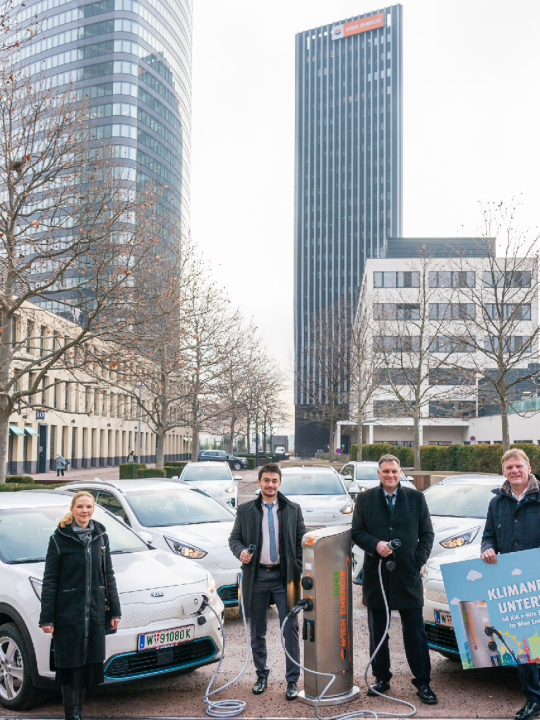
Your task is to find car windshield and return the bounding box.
[423,483,499,518]
[181,465,231,481]
[280,473,345,496]
[0,504,148,564]
[125,488,234,527]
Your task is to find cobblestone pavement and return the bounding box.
[1,470,526,718]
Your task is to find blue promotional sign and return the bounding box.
[441,548,540,669]
[36,411,45,420]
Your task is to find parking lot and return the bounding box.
[0,469,528,718]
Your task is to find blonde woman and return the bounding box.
[39,491,121,720]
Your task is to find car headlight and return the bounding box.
[225,486,235,493]
[357,485,367,492]
[30,577,43,600]
[440,527,480,549]
[340,502,354,514]
[206,570,216,594]
[164,536,207,559]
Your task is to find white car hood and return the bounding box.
[185,480,234,495]
[158,521,234,549]
[15,548,207,594]
[285,494,349,511]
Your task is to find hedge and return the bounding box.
[119,462,146,479]
[6,475,34,484]
[135,468,166,478]
[164,461,188,467]
[0,482,63,491]
[164,465,185,478]
[350,444,357,461]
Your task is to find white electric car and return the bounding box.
[258,466,353,531]
[177,461,239,510]
[423,474,504,559]
[60,479,241,608]
[0,491,224,710]
[339,461,416,497]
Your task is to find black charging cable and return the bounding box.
[485,626,518,663]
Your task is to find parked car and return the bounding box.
[339,461,415,497]
[0,491,224,710]
[197,450,248,471]
[59,479,241,608]
[423,474,504,560]
[257,466,353,531]
[178,461,239,509]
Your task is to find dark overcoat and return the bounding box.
[228,491,305,619]
[481,475,540,556]
[352,483,434,610]
[39,520,121,668]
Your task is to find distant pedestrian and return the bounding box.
[56,454,66,477]
[127,450,135,463]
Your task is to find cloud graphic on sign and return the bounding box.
[467,570,483,581]
[512,568,523,576]
[450,597,460,605]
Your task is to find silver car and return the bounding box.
[339,461,415,497]
[262,466,353,531]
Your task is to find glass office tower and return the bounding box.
[16,0,191,310]
[294,5,403,454]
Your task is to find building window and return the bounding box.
[429,401,476,418]
[483,270,531,288]
[373,400,412,417]
[429,271,475,288]
[374,271,420,288]
[430,336,472,353]
[484,303,531,321]
[484,336,532,353]
[374,303,420,320]
[429,303,475,320]
[429,369,476,385]
[373,336,421,352]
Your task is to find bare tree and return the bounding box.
[0,35,160,481]
[371,253,476,470]
[445,203,540,451]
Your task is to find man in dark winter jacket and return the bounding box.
[481,448,540,720]
[352,454,436,704]
[229,463,305,701]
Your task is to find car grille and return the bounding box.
[119,597,185,629]
[425,622,459,653]
[424,579,448,604]
[104,638,217,679]
[218,585,238,606]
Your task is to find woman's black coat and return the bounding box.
[352,484,434,610]
[39,520,121,668]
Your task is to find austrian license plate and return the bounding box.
[435,610,453,628]
[137,625,194,651]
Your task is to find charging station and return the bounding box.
[298,525,360,706]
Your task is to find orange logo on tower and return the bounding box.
[332,12,385,41]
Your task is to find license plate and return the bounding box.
[435,610,453,628]
[137,625,194,651]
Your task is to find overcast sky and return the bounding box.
[190,0,540,434]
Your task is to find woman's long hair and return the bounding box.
[59,491,95,528]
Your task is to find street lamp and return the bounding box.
[137,382,142,463]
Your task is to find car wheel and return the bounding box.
[233,462,242,471]
[0,623,46,710]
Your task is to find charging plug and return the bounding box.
[290,598,313,615]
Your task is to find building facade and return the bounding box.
[337,238,540,450]
[6,305,191,475]
[294,5,403,455]
[16,0,191,315]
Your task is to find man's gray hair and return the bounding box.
[378,453,400,467]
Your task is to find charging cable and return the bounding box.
[201,545,257,717]
[280,542,417,720]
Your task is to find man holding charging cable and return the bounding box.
[352,454,436,704]
[229,462,306,701]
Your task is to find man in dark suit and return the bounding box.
[352,454,436,703]
[229,463,305,700]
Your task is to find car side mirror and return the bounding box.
[406,476,413,481]
[344,475,353,481]
[254,488,261,495]
[137,531,153,545]
[233,476,242,481]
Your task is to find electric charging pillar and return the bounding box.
[298,525,359,706]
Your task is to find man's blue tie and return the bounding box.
[386,494,394,513]
[265,503,277,562]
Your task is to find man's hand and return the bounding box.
[376,541,392,557]
[481,548,497,564]
[41,625,54,635]
[111,618,120,631]
[240,549,253,564]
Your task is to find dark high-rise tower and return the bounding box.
[294,6,403,455]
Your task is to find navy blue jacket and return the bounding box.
[481,475,540,556]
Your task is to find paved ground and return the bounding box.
[1,470,527,718]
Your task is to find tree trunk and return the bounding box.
[357,408,363,461]
[0,410,10,483]
[501,395,510,452]
[328,416,334,463]
[191,422,199,461]
[228,422,235,454]
[155,429,165,469]
[413,411,421,471]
